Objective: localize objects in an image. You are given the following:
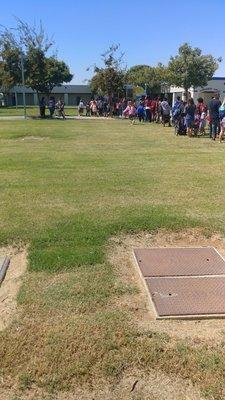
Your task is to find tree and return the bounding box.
[126,63,169,94]
[168,43,221,99]
[89,44,126,100]
[25,48,73,97]
[0,19,73,100]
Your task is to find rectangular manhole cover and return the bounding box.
[134,247,225,277]
[147,277,225,318]
[133,247,225,319]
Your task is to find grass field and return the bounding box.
[1,119,225,399]
[0,106,78,117]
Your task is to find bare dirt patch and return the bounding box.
[0,245,27,331]
[0,369,204,400]
[107,228,225,344]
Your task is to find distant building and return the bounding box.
[170,77,225,105]
[5,84,92,106]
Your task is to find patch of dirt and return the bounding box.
[0,245,27,331]
[0,369,204,400]
[107,228,225,343]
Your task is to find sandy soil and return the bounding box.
[0,245,27,331]
[0,369,204,400]
[107,228,225,343]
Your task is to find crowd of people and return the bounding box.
[172,95,225,141]
[39,97,66,119]
[39,94,225,142]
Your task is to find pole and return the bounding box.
[20,53,27,119]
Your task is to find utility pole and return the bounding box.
[20,53,27,119]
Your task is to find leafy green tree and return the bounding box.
[25,48,73,97]
[168,43,221,99]
[89,44,126,100]
[126,63,169,94]
[0,19,73,100]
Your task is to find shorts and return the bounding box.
[185,116,194,128]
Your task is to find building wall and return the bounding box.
[170,78,225,106]
[7,85,92,106]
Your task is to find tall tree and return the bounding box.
[168,43,221,99]
[126,63,169,94]
[25,48,73,97]
[0,19,73,100]
[89,44,126,100]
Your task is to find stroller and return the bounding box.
[174,113,187,135]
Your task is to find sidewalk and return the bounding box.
[0,115,114,121]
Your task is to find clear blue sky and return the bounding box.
[1,0,225,83]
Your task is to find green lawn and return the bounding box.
[0,119,225,399]
[0,106,78,117]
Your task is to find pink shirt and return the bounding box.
[123,105,136,116]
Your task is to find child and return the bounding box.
[136,101,145,122]
[123,102,136,124]
[199,111,206,135]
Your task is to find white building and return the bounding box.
[5,85,92,106]
[170,77,225,105]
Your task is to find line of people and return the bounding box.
[172,95,225,141]
[39,97,66,119]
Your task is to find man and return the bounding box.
[172,96,183,124]
[209,94,221,140]
[161,97,171,127]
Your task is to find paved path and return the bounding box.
[0,115,114,121]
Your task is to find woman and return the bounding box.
[185,98,196,137]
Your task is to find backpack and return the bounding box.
[219,105,225,120]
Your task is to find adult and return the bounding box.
[39,97,46,118]
[150,98,157,121]
[48,96,55,118]
[160,97,171,127]
[56,98,66,119]
[185,98,196,137]
[90,100,98,116]
[209,94,221,140]
[172,96,183,124]
[78,99,85,116]
[145,97,152,122]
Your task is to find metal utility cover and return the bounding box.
[0,256,7,268]
[134,247,225,277]
[0,256,10,285]
[147,277,225,318]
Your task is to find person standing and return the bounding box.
[209,94,221,140]
[48,96,55,118]
[219,98,225,142]
[78,99,85,116]
[137,101,145,122]
[196,97,207,116]
[160,97,171,127]
[145,96,152,122]
[184,98,196,137]
[39,97,46,118]
[56,98,66,119]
